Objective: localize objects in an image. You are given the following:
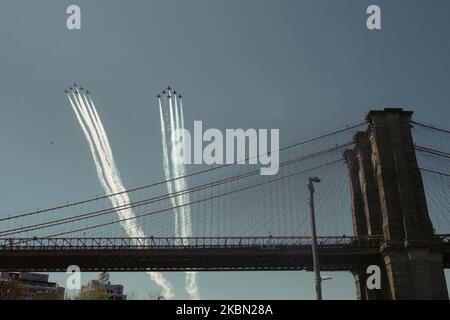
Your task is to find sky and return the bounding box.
[0,0,449,299]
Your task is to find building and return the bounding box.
[80,279,127,300]
[0,272,65,300]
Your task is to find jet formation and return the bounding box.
[157,86,183,100]
[66,84,182,103]
[65,84,91,95]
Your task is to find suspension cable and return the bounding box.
[412,121,450,135]
[1,122,365,221]
[43,160,344,238]
[415,145,450,160]
[419,167,450,178]
[0,142,353,236]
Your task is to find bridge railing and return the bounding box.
[0,236,384,250]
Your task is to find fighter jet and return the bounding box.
[178,94,183,99]
[64,89,69,94]
[69,87,73,90]
[167,86,171,91]
[73,83,78,88]
[173,90,177,95]
[80,87,84,91]
[86,90,90,95]
[162,90,166,95]
[157,94,161,98]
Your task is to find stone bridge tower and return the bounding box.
[344,108,448,300]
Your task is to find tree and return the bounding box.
[147,291,164,300]
[0,281,21,300]
[79,288,110,300]
[32,291,61,300]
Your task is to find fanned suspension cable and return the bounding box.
[419,167,450,178]
[1,122,365,221]
[0,142,354,236]
[412,121,450,135]
[44,159,344,238]
[415,145,450,160]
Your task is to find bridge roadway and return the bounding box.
[0,236,448,272]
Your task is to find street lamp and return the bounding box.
[307,176,322,300]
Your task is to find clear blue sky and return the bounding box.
[0,0,449,299]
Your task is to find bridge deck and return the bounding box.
[0,236,448,272]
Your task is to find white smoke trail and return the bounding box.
[175,97,192,235]
[169,95,185,237]
[168,94,187,238]
[71,92,136,235]
[83,94,139,231]
[159,92,199,300]
[179,98,186,140]
[67,95,111,196]
[71,91,116,197]
[68,90,174,299]
[79,94,144,236]
[162,93,181,237]
[185,271,200,300]
[81,95,175,298]
[175,97,200,300]
[158,97,179,237]
[173,96,186,221]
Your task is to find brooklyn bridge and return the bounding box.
[1,108,449,299]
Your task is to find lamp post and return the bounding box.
[308,176,322,300]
